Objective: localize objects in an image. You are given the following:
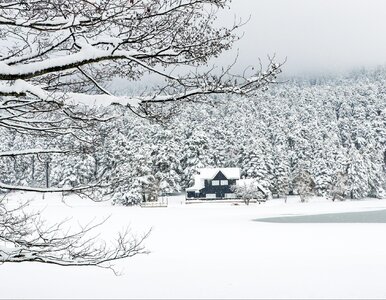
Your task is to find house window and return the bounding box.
[225,193,236,199]
[206,194,216,199]
[212,180,219,186]
[220,180,228,186]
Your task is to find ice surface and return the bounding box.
[1,193,386,299]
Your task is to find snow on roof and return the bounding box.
[186,175,205,192]
[186,168,241,191]
[197,168,241,180]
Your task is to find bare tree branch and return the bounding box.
[0,199,150,270]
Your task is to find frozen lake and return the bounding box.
[256,209,386,223]
[2,193,386,299]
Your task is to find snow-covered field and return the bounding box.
[2,193,386,299]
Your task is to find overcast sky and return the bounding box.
[217,0,386,76]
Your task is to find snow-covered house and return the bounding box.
[186,168,240,200]
[186,168,271,201]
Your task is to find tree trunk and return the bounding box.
[31,155,35,183]
[45,160,50,188]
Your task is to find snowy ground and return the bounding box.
[2,193,386,299]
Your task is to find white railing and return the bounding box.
[140,198,168,208]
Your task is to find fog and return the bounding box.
[111,0,386,92]
[218,0,386,76]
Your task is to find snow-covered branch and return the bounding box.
[0,149,69,157]
[0,0,280,110]
[0,80,48,99]
[0,181,105,193]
